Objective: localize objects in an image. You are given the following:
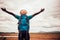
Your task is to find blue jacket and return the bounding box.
[15,14,33,31]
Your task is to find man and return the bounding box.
[1,8,45,40]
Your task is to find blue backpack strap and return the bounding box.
[18,15,21,24]
[26,15,29,24]
[18,15,29,24]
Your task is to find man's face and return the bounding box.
[20,9,27,15]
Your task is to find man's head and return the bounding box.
[20,9,27,15]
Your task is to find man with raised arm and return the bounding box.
[1,8,45,40]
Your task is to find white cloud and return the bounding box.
[0,0,60,33]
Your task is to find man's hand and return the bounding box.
[1,8,6,11]
[40,8,45,12]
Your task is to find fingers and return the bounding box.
[1,8,6,11]
[40,8,45,12]
[1,8,6,10]
[41,8,45,11]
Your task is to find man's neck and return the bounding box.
[21,14,26,16]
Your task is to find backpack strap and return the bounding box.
[26,15,29,24]
[18,15,29,24]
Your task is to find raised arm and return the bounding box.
[1,8,16,16]
[1,8,20,19]
[32,8,45,17]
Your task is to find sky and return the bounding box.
[0,0,60,33]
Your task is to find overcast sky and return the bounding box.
[0,0,60,33]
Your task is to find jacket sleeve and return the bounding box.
[32,8,45,17]
[1,8,20,19]
[28,15,33,20]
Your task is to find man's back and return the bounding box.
[17,14,33,31]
